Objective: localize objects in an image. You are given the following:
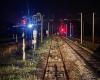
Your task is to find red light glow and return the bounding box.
[21,18,27,25]
[61,28,64,32]
[59,23,66,33]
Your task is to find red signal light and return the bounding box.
[61,28,64,32]
[59,27,65,33]
[59,23,66,33]
[21,18,27,25]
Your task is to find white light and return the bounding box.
[28,24,33,28]
[33,30,37,37]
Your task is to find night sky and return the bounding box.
[0,0,100,40]
[0,0,99,24]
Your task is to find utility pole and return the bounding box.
[64,19,68,38]
[32,14,37,51]
[83,20,84,42]
[16,34,18,43]
[52,24,53,34]
[81,12,83,44]
[22,31,25,61]
[13,34,15,39]
[41,15,43,43]
[70,20,72,37]
[47,22,50,37]
[65,22,67,37]
[49,19,54,35]
[92,12,95,44]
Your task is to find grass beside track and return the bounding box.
[0,37,51,80]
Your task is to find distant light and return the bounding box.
[61,28,64,32]
[12,25,18,27]
[21,19,27,25]
[27,23,33,28]
[64,19,68,21]
[59,24,66,33]
[33,30,37,37]
[23,20,26,25]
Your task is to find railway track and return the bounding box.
[42,37,69,80]
[63,37,99,79]
[36,36,98,80]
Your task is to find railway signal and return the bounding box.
[32,29,37,51]
[59,23,67,36]
[21,18,27,25]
